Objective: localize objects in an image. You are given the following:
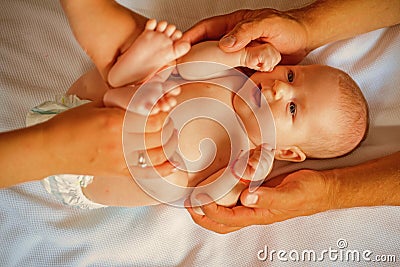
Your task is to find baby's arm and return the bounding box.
[191,144,274,214]
[177,40,281,80]
[190,168,248,215]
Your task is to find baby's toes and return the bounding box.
[156,21,168,33]
[165,96,177,108]
[167,86,181,96]
[164,24,177,38]
[150,105,161,115]
[158,98,172,112]
[173,40,191,58]
[171,30,183,41]
[145,19,157,31]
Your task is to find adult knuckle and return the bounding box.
[237,21,253,32]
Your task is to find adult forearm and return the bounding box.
[0,125,54,188]
[290,0,400,51]
[326,151,400,209]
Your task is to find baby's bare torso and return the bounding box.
[174,82,250,186]
[83,79,251,206]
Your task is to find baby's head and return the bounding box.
[233,64,368,161]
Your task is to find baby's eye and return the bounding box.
[287,70,294,83]
[289,101,297,116]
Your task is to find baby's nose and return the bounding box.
[264,80,284,102]
[272,80,287,101]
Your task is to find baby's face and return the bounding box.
[233,65,341,155]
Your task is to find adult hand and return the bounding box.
[182,8,308,64]
[186,169,333,234]
[103,83,179,178]
[183,0,400,66]
[43,101,176,180]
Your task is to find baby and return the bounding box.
[28,20,368,209]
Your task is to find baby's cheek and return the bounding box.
[272,119,287,145]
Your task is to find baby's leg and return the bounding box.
[108,19,191,87]
[67,68,109,101]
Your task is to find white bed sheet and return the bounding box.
[0,0,399,266]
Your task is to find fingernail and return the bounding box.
[244,194,258,205]
[220,35,236,47]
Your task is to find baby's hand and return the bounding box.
[231,143,274,186]
[242,42,281,72]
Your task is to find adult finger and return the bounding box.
[184,198,242,234]
[123,118,175,152]
[123,111,169,133]
[193,194,265,227]
[125,129,178,167]
[182,10,247,45]
[240,184,301,210]
[219,18,270,52]
[182,17,230,45]
[129,160,177,179]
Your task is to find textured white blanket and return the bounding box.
[0,0,399,266]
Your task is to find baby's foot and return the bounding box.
[241,42,282,72]
[108,19,191,87]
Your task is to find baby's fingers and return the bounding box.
[244,43,281,72]
[231,144,274,182]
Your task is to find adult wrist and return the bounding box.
[0,124,53,187]
[286,7,319,53]
[29,123,59,180]
[322,152,400,210]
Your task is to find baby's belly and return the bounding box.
[171,82,250,186]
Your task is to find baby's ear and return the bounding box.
[274,146,306,162]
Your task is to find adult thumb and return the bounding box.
[240,186,296,209]
[219,20,265,52]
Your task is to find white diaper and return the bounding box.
[42,175,106,209]
[27,95,107,209]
